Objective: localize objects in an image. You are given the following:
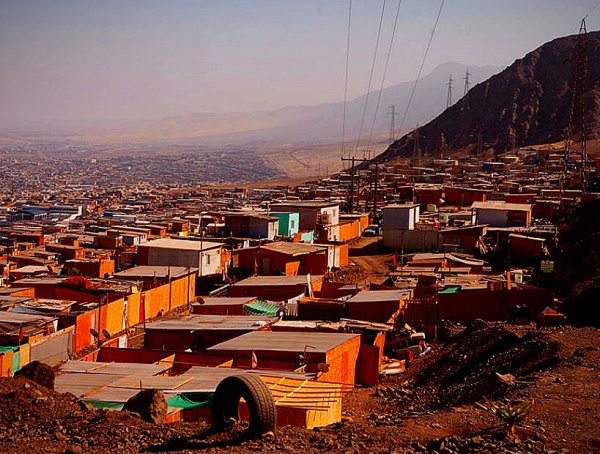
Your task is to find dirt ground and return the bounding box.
[2,323,598,453]
[347,237,394,284]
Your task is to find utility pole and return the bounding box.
[388,105,398,145]
[341,155,377,214]
[372,162,379,219]
[342,156,355,214]
[446,75,453,109]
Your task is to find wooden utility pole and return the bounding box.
[341,155,381,219]
[372,163,379,218]
[342,155,369,213]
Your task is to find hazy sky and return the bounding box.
[1,0,599,129]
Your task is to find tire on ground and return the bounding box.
[211,374,276,436]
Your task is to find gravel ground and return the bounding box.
[0,323,598,453]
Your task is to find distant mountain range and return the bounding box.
[2,62,500,147]
[377,31,600,162]
[119,62,499,146]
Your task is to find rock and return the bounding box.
[78,400,95,412]
[15,361,55,390]
[122,389,167,424]
[496,372,517,386]
[65,447,83,454]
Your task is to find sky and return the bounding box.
[1,0,599,130]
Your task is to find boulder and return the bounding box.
[122,389,167,424]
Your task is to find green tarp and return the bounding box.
[439,286,462,294]
[166,392,214,409]
[12,352,19,374]
[83,392,214,411]
[244,300,281,317]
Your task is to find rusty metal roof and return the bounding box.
[207,331,359,353]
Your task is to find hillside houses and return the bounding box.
[0,144,593,429]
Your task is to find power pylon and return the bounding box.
[446,75,453,109]
[388,105,398,145]
[463,69,471,95]
[566,18,590,189]
[462,69,471,110]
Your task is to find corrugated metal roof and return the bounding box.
[145,314,276,331]
[232,275,323,287]
[271,201,338,209]
[141,238,223,251]
[109,375,191,390]
[177,366,315,393]
[347,289,411,303]
[114,266,197,279]
[60,360,170,376]
[207,331,359,353]
[55,372,121,397]
[196,296,256,306]
[260,242,326,256]
[471,201,532,211]
[0,311,55,324]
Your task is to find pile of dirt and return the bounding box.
[0,377,201,453]
[14,360,55,389]
[382,322,560,410]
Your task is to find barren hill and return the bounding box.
[377,31,600,162]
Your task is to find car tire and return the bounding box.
[211,374,277,436]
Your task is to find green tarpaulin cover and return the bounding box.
[83,392,214,411]
[166,392,214,409]
[244,299,280,317]
[439,286,462,294]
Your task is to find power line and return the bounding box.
[584,0,600,19]
[355,0,387,155]
[366,0,404,150]
[341,0,353,164]
[395,0,446,138]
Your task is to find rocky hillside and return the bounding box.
[556,198,600,326]
[377,30,600,161]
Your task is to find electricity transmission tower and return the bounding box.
[446,75,453,109]
[566,18,590,189]
[388,105,398,145]
[462,69,471,110]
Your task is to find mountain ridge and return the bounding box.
[2,62,500,147]
[376,31,600,162]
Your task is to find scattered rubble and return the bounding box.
[405,322,560,408]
